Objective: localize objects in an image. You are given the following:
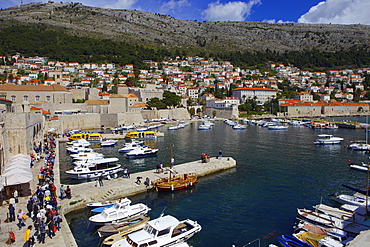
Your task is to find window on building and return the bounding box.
[35,95,40,101]
[23,95,28,101]
[46,96,51,102]
[11,96,16,102]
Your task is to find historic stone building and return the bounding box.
[232,87,277,104]
[280,101,369,117]
[0,84,72,113]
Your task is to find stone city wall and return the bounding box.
[141,108,190,120]
[57,114,101,131]
[204,107,239,119]
[4,113,43,157]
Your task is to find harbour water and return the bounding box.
[63,117,370,247]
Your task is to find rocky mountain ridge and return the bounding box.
[1,2,370,53]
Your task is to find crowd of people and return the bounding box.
[7,133,66,247]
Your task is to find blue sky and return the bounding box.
[1,0,370,24]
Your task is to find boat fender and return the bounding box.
[190,182,192,186]
[171,185,174,191]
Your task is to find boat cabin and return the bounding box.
[126,215,195,246]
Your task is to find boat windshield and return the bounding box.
[126,236,138,247]
[144,225,157,237]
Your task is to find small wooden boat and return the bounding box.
[99,215,150,241]
[153,173,198,191]
[153,140,198,191]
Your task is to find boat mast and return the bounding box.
[366,113,368,145]
[367,165,369,216]
[169,139,173,181]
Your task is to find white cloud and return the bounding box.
[102,0,137,9]
[159,0,190,15]
[202,0,261,22]
[298,0,370,25]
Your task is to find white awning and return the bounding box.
[1,154,32,187]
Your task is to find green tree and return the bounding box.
[162,91,181,107]
[147,97,167,109]
[188,108,195,116]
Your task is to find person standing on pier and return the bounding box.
[8,203,15,222]
[99,174,104,187]
[65,186,71,199]
[219,150,223,159]
[60,185,65,199]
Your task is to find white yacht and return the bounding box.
[111,214,201,247]
[66,157,122,179]
[89,198,150,225]
[314,134,344,145]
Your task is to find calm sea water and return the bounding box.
[62,117,370,247]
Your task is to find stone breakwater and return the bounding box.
[60,156,237,214]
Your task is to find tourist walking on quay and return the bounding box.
[17,209,27,229]
[53,213,62,231]
[23,225,34,247]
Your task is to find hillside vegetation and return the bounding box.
[1,2,370,69]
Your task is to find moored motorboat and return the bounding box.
[111,214,201,247]
[198,124,211,130]
[293,224,353,247]
[86,200,114,209]
[347,141,370,151]
[89,198,150,226]
[314,134,344,145]
[99,214,150,240]
[125,146,158,158]
[297,208,370,236]
[66,146,96,154]
[277,234,311,247]
[101,140,118,147]
[66,157,122,179]
[118,142,144,153]
[268,125,288,130]
[66,138,91,147]
[349,162,370,172]
[232,124,247,130]
[330,193,370,208]
[70,152,104,162]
